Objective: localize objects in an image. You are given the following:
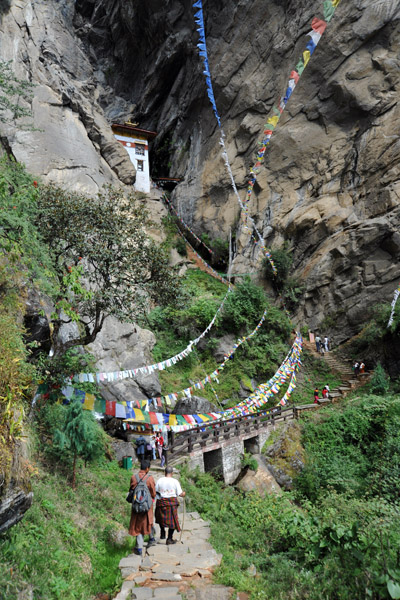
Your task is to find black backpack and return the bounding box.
[131,473,152,513]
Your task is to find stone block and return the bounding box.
[153,587,181,598]
[150,554,180,566]
[121,568,139,579]
[119,555,142,570]
[131,588,154,600]
[193,585,234,600]
[121,581,136,592]
[183,520,210,530]
[139,556,154,571]
[178,552,222,570]
[146,545,170,558]
[150,573,182,582]
[133,575,148,585]
[114,590,132,600]
[171,565,199,577]
[187,511,200,520]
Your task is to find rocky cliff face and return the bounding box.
[0,437,33,534]
[1,0,399,340]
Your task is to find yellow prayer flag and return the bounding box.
[332,0,341,6]
[267,115,279,128]
[303,50,311,67]
[133,408,145,421]
[198,414,210,422]
[169,414,178,426]
[83,393,95,410]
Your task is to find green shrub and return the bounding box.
[241,451,258,471]
[370,363,390,396]
[175,236,187,256]
[52,401,107,488]
[221,277,267,333]
[186,297,222,330]
[264,244,293,290]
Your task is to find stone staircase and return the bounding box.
[114,475,230,600]
[301,339,372,406]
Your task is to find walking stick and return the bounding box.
[179,497,186,544]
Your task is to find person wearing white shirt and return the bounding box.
[155,467,186,545]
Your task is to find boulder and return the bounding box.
[263,422,305,491]
[237,455,282,496]
[88,316,161,404]
[173,395,218,415]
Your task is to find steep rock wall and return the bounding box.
[71,0,400,340]
[0,0,399,341]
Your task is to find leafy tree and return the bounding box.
[36,184,180,356]
[53,400,105,488]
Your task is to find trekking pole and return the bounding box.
[179,497,186,544]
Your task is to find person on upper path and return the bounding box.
[128,460,156,556]
[354,361,360,377]
[156,431,165,466]
[314,387,319,404]
[155,466,186,545]
[315,335,321,353]
[322,385,329,399]
[324,336,330,352]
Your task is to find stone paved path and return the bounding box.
[114,475,233,600]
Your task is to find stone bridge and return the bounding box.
[168,407,296,484]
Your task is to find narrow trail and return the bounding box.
[114,470,232,600]
[113,341,373,599]
[302,339,372,404]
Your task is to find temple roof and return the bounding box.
[111,122,157,140]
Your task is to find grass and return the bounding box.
[0,444,135,600]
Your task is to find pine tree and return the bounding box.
[53,400,105,488]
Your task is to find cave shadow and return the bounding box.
[0,0,11,26]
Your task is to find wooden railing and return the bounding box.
[168,406,295,459]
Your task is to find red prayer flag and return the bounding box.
[149,412,159,425]
[311,17,327,35]
[106,401,115,416]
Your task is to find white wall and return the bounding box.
[113,134,151,193]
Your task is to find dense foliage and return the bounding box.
[36,184,180,356]
[147,272,292,406]
[181,393,400,600]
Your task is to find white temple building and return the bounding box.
[112,123,157,194]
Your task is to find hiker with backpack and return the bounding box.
[128,460,157,556]
[155,466,186,545]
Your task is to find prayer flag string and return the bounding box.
[387,283,400,327]
[163,194,214,255]
[74,284,232,384]
[38,334,302,431]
